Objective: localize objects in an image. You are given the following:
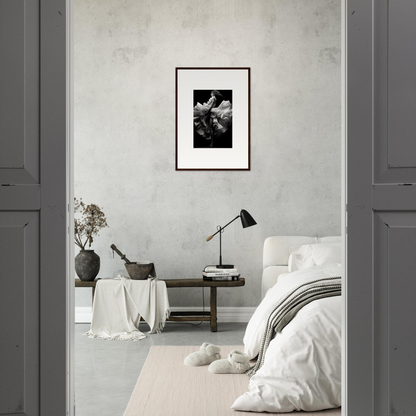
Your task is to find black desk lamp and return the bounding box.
[206,209,257,268]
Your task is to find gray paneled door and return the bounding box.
[0,0,68,415]
[347,0,416,415]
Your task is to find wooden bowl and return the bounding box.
[124,263,154,280]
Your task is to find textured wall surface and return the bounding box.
[74,0,341,308]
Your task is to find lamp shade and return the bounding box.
[240,209,257,228]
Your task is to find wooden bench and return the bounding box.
[75,278,245,332]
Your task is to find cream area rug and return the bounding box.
[124,345,341,416]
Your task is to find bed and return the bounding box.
[232,236,342,413]
[261,236,341,299]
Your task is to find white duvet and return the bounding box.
[232,263,342,413]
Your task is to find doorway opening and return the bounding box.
[70,1,346,415]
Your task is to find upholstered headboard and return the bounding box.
[261,236,341,299]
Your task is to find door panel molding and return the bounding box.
[374,0,416,182]
[373,212,416,415]
[387,0,416,169]
[0,0,40,184]
[0,212,39,416]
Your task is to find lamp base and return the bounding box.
[216,264,234,269]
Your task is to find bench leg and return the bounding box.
[210,287,217,332]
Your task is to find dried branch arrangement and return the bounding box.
[74,198,109,250]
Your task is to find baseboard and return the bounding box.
[75,307,93,323]
[75,306,255,324]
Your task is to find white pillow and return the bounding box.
[287,254,295,272]
[288,244,315,272]
[310,243,341,266]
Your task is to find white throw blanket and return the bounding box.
[86,275,170,341]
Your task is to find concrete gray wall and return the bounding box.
[74,0,341,309]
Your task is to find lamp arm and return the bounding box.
[206,215,240,241]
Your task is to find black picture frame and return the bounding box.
[175,67,251,171]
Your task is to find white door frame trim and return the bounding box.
[341,0,347,415]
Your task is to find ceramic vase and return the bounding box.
[75,250,100,281]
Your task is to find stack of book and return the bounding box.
[202,265,240,281]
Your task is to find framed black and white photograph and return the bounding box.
[176,68,250,170]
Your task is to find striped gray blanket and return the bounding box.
[246,276,341,378]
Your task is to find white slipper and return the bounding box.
[184,343,221,366]
[208,350,251,374]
